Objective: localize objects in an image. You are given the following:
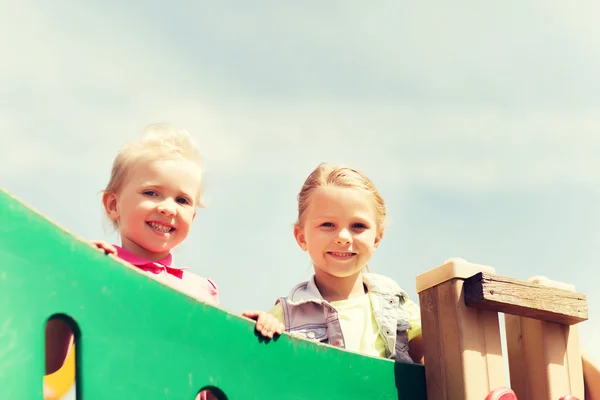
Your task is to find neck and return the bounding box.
[314,270,366,302]
[120,238,170,262]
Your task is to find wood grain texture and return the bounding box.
[464,272,588,325]
[419,279,505,400]
[505,315,584,399]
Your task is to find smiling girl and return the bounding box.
[269,163,424,363]
[44,123,281,400]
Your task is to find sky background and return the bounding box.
[2,1,599,397]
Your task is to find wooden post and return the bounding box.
[503,277,586,400]
[416,258,507,400]
[582,355,600,400]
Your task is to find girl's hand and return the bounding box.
[89,240,117,255]
[242,310,284,339]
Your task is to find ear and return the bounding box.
[374,229,384,249]
[293,224,308,252]
[102,191,120,222]
[192,209,197,221]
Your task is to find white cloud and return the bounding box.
[192,102,600,189]
[3,1,600,189]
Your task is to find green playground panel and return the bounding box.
[0,188,426,399]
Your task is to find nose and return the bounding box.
[157,198,177,216]
[335,228,351,245]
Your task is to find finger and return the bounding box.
[241,310,260,320]
[268,318,279,333]
[262,320,274,337]
[262,326,273,338]
[261,314,277,338]
[100,242,117,255]
[256,312,267,331]
[90,240,117,255]
[260,315,280,336]
[267,318,281,337]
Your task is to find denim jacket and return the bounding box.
[276,272,413,363]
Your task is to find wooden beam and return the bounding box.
[417,259,506,399]
[464,272,588,325]
[505,276,585,400]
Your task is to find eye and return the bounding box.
[320,222,334,227]
[352,223,368,229]
[176,197,192,205]
[142,190,158,197]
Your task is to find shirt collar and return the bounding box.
[113,245,186,278]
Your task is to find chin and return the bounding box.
[328,270,362,278]
[144,242,173,252]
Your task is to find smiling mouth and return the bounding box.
[327,251,356,258]
[147,221,175,233]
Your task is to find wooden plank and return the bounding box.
[544,321,573,398]
[564,325,585,399]
[505,315,530,397]
[419,285,446,399]
[583,355,600,400]
[416,257,496,293]
[479,309,505,392]
[505,316,584,399]
[505,275,585,400]
[437,280,467,397]
[464,272,588,325]
[419,278,506,400]
[453,281,506,399]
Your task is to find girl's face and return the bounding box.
[294,185,383,280]
[103,158,201,261]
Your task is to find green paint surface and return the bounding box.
[0,188,426,399]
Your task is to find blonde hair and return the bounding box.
[296,163,387,231]
[104,123,204,228]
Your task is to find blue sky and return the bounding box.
[2,0,599,393]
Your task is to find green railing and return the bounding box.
[0,188,427,399]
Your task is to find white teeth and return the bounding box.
[148,222,172,233]
[330,252,354,257]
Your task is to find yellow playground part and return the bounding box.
[44,346,75,400]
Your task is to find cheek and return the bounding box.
[130,203,150,217]
[127,199,152,213]
[180,209,196,224]
[307,230,327,243]
[122,201,152,223]
[358,232,378,247]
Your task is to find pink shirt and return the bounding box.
[114,245,219,306]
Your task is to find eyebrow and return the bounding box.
[139,184,195,199]
[313,215,372,223]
